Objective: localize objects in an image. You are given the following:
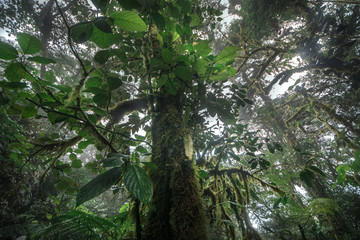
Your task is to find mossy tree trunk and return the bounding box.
[144,91,208,240]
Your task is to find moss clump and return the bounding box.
[170,161,209,240]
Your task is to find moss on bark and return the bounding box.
[144,92,208,240]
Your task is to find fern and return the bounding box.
[36,210,123,239]
[308,198,339,216]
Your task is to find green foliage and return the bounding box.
[37,210,122,239]
[300,162,326,187]
[308,198,339,216]
[232,0,301,39]
[94,50,110,64]
[94,17,113,33]
[17,33,42,54]
[124,164,153,203]
[0,41,18,60]
[21,105,38,119]
[1,1,359,240]
[215,45,239,64]
[110,11,147,32]
[4,63,27,82]
[90,25,119,48]
[77,167,124,206]
[71,22,94,43]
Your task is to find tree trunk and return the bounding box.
[144,91,208,240]
[298,224,308,240]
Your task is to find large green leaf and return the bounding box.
[209,72,229,82]
[273,198,282,209]
[94,17,113,33]
[124,164,153,203]
[150,12,165,31]
[93,93,109,106]
[267,143,275,153]
[107,76,122,89]
[300,169,314,187]
[174,66,193,81]
[110,11,147,32]
[90,26,120,49]
[39,210,117,239]
[72,159,82,168]
[5,63,27,82]
[78,141,92,149]
[71,22,94,43]
[165,78,179,95]
[191,14,201,27]
[0,81,27,89]
[193,59,208,75]
[0,41,18,60]
[161,48,172,64]
[94,50,110,64]
[17,33,42,54]
[21,106,38,119]
[85,77,102,88]
[142,162,157,172]
[76,167,123,206]
[309,198,339,215]
[227,67,236,76]
[194,40,212,56]
[206,99,236,125]
[215,46,239,64]
[273,142,283,151]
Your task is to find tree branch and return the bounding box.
[54,0,87,76]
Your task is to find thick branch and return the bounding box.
[249,50,279,89]
[264,64,325,95]
[315,113,359,150]
[298,90,360,137]
[109,98,149,125]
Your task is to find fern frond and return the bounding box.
[36,210,121,240]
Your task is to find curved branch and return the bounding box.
[264,64,325,95]
[108,98,149,126]
[54,0,87,76]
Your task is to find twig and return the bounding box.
[54,0,87,76]
[25,97,85,122]
[95,125,152,147]
[78,107,118,152]
[40,151,63,184]
[22,65,63,105]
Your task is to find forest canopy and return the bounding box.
[0,0,359,239]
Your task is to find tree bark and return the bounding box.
[144,91,208,240]
[298,224,308,240]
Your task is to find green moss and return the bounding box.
[145,93,208,239]
[170,161,209,240]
